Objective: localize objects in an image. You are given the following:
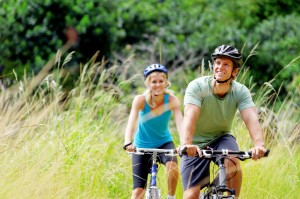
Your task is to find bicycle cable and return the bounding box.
[212,156,238,185]
[225,156,238,182]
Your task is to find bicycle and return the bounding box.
[180,147,270,199]
[130,148,179,199]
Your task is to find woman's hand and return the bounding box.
[123,142,135,152]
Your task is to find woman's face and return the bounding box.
[148,72,167,96]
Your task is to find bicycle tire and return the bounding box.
[204,193,235,199]
[146,187,161,199]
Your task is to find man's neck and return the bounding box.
[212,79,232,98]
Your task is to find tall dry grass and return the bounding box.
[0,50,299,199]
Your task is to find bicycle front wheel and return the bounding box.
[146,187,161,199]
[203,194,235,199]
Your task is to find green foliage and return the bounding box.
[0,0,121,76]
[253,0,300,19]
[247,14,300,90]
[0,0,68,75]
[1,0,300,99]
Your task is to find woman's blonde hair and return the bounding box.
[143,72,173,108]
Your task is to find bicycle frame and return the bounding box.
[132,148,178,199]
[151,151,158,186]
[203,156,235,198]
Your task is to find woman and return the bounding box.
[124,64,183,199]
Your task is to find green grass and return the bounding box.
[0,54,299,199]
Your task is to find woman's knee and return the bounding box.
[166,161,179,174]
[131,188,145,199]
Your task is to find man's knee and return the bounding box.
[183,185,201,199]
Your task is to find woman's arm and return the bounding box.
[124,95,143,148]
[170,95,183,140]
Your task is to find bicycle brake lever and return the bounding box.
[202,150,212,158]
[133,148,145,155]
[239,151,251,161]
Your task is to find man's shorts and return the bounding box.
[132,141,178,189]
[180,134,239,190]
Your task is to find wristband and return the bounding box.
[123,142,132,150]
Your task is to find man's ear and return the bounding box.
[232,67,239,77]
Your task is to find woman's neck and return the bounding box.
[151,93,164,108]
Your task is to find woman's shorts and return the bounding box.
[132,141,178,189]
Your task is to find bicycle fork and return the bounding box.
[146,152,161,199]
[215,158,235,198]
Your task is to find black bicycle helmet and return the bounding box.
[211,45,243,67]
[143,64,168,79]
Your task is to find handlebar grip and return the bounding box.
[264,149,270,157]
[179,146,188,157]
[248,149,270,157]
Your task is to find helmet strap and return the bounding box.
[213,76,232,83]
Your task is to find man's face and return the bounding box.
[213,57,238,81]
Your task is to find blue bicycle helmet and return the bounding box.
[143,64,168,79]
[211,45,243,68]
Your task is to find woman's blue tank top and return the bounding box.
[134,94,173,148]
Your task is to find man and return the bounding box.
[180,45,267,199]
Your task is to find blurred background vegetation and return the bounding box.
[0,0,299,105]
[0,1,299,198]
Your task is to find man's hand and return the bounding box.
[250,145,267,161]
[178,145,202,157]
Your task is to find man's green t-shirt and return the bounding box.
[184,76,255,148]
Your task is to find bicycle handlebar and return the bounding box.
[129,148,179,156]
[128,147,270,160]
[179,147,270,160]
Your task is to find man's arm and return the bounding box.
[240,107,266,160]
[181,103,202,156]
